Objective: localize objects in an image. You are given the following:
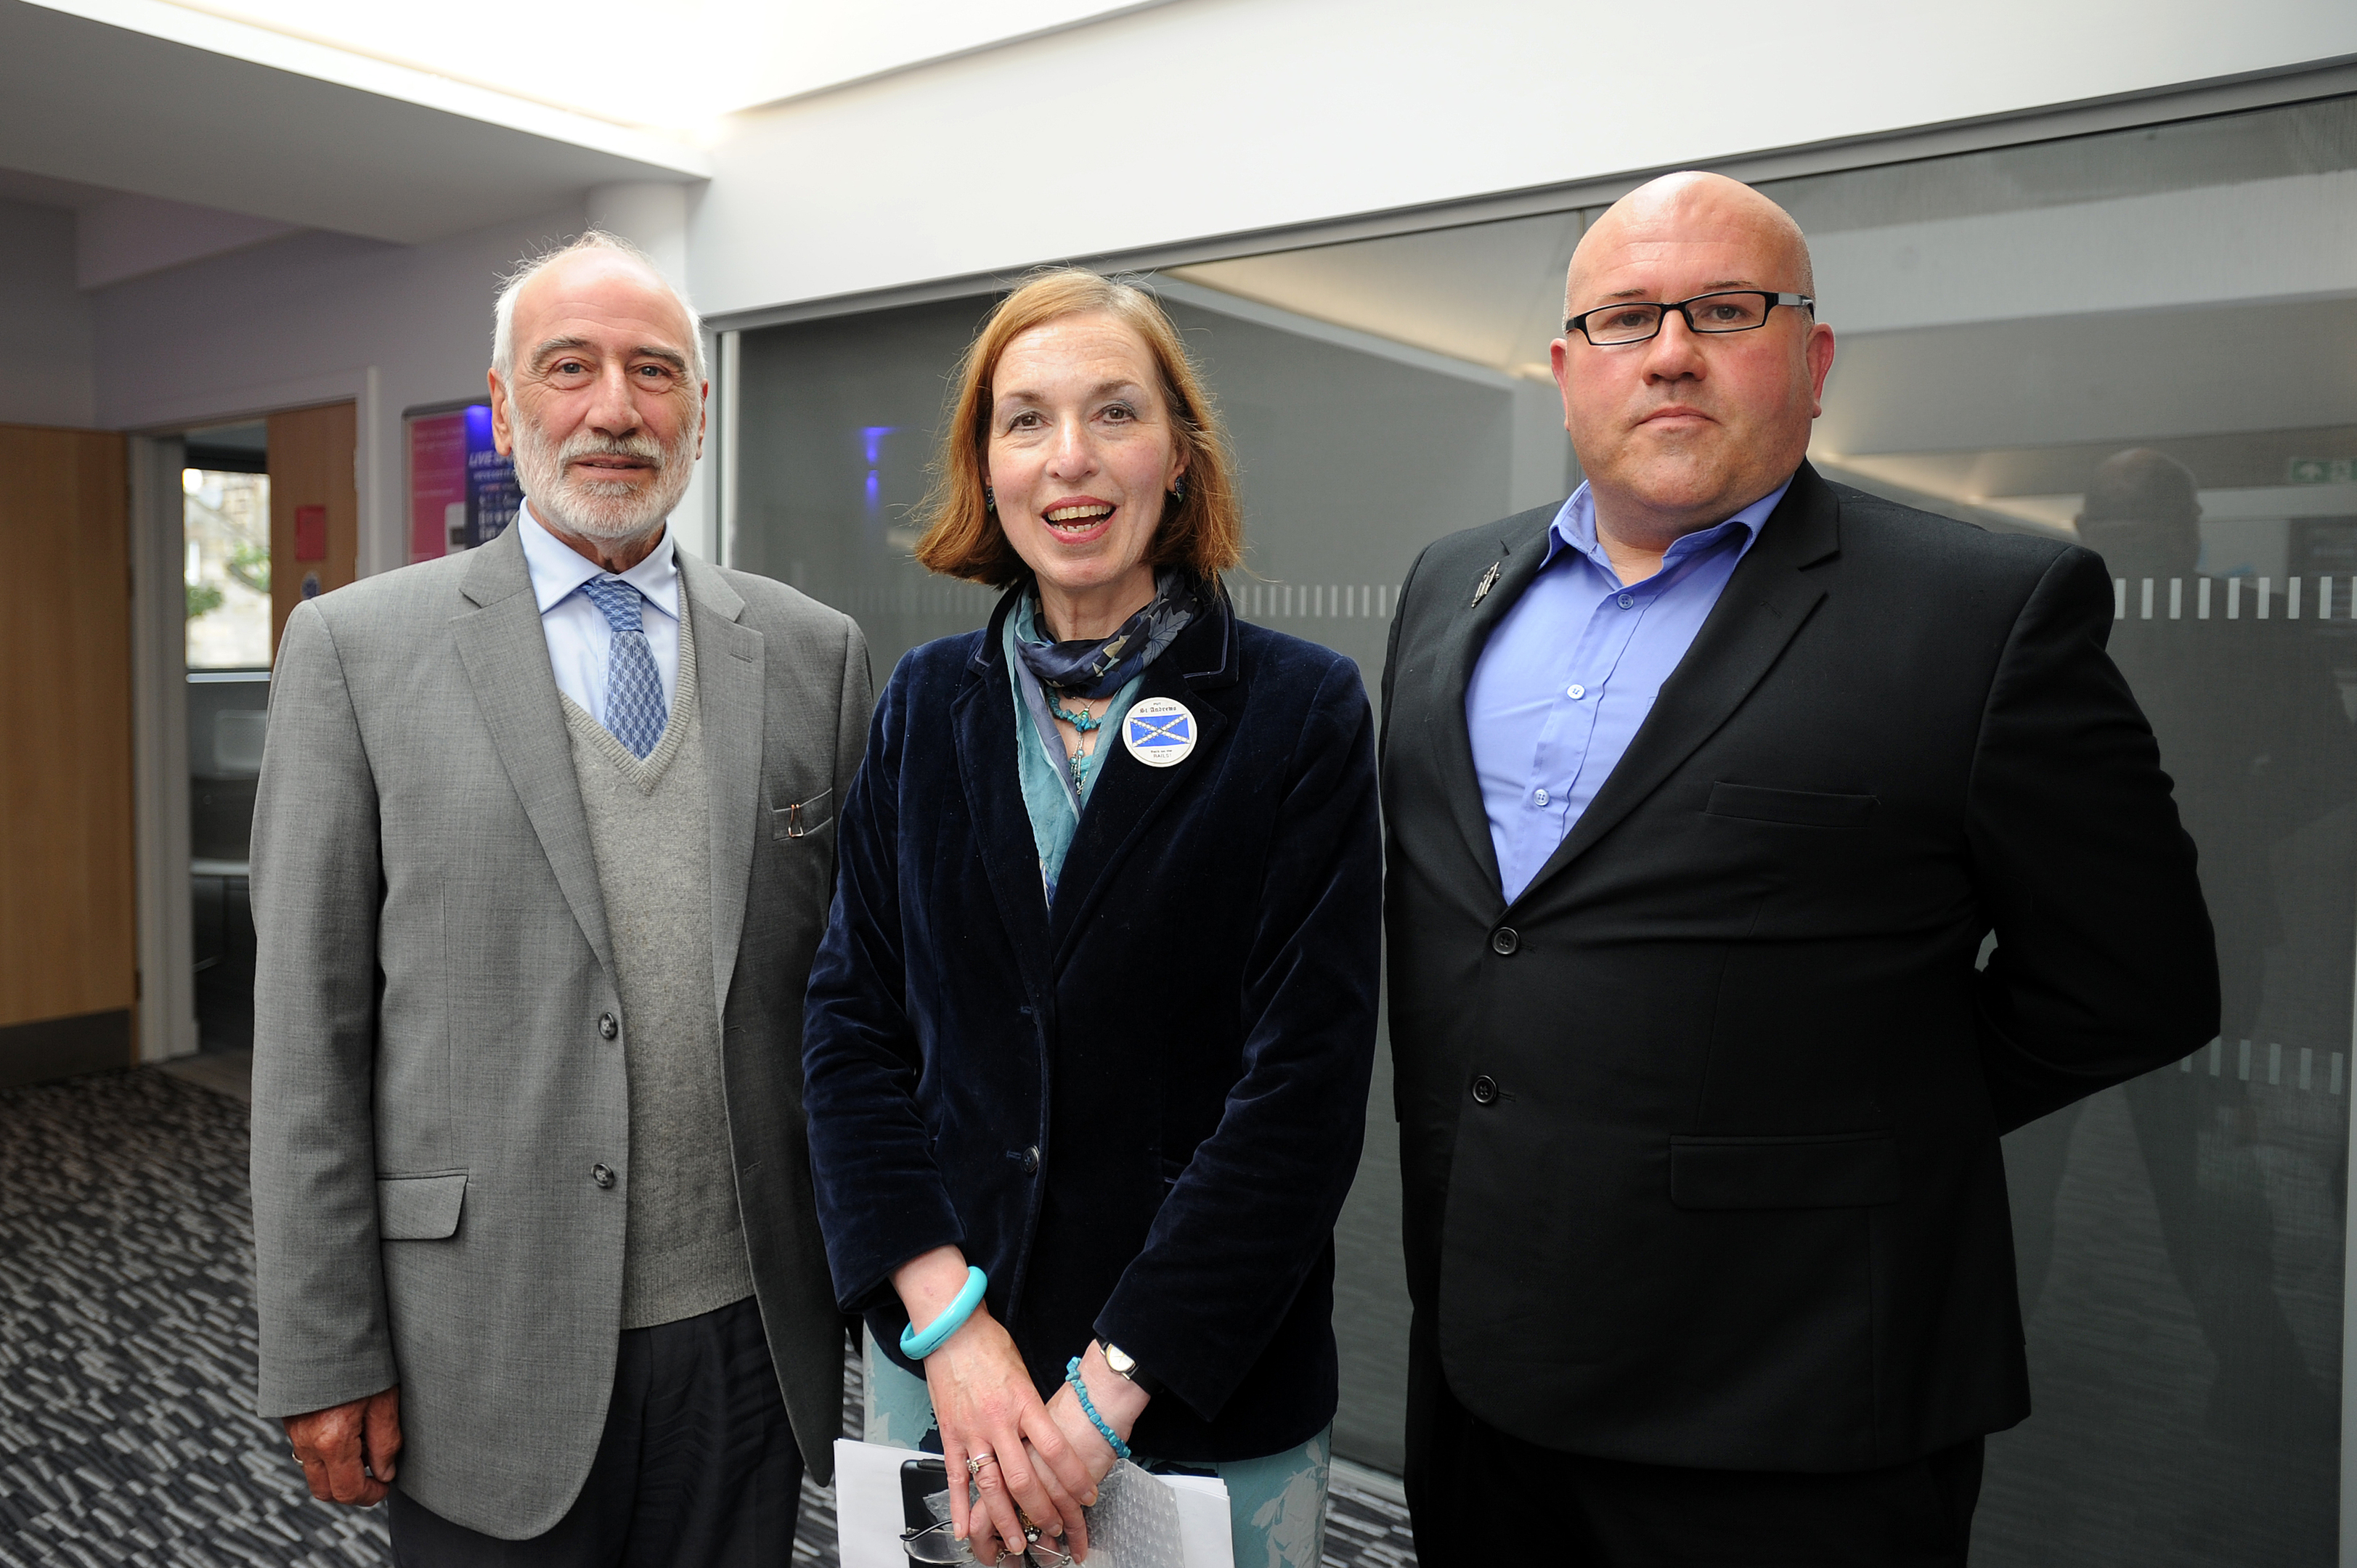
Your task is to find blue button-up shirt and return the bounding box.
[1466,476,1791,902]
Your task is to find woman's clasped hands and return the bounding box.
[897,1248,1147,1564]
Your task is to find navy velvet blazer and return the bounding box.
[802,583,1382,1462]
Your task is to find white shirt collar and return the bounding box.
[517,499,680,621]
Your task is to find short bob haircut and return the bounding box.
[913,269,1243,589]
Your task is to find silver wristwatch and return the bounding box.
[1096,1337,1165,1398]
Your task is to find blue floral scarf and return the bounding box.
[1011,570,1202,700]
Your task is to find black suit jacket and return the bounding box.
[1380,462,2218,1473]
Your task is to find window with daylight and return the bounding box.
[183,467,271,671]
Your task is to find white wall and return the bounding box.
[0,198,96,427]
[90,207,586,575]
[688,0,2357,317]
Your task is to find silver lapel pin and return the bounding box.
[1471,560,1502,607]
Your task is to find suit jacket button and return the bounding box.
[1020,1146,1041,1175]
[1471,1074,1499,1106]
[1491,927,1519,955]
[592,1163,616,1188]
[598,1013,619,1040]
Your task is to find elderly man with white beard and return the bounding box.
[248,232,871,1567]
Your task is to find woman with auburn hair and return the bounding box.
[802,268,1380,1567]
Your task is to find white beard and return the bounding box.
[510,407,697,545]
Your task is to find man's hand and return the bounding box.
[284,1385,402,1506]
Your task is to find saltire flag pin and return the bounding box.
[1472,561,1502,606]
[1122,697,1197,768]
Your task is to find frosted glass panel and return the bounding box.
[728,95,2357,1528]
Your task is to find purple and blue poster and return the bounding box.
[464,404,522,549]
[406,401,521,560]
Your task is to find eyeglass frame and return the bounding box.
[1563,290,1816,346]
[899,1517,1075,1568]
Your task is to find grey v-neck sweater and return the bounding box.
[561,613,754,1328]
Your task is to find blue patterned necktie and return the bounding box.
[578,576,668,759]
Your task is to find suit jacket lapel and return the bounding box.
[451,526,616,980]
[680,552,762,1021]
[1046,601,1239,964]
[956,590,1059,1005]
[1512,464,1843,909]
[1428,507,1562,904]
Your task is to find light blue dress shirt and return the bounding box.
[515,500,683,718]
[1466,475,1791,903]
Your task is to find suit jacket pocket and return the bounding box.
[378,1172,468,1240]
[773,788,834,841]
[1706,782,1877,829]
[1669,1133,1899,1209]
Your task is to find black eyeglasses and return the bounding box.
[1565,291,1815,346]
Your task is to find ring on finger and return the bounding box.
[968,1452,998,1477]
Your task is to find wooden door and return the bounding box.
[268,401,358,656]
[0,424,135,1086]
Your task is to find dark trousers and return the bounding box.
[1405,1312,1982,1567]
[389,1295,804,1568]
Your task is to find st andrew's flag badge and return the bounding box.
[1121,698,1197,768]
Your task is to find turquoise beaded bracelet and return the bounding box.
[899,1265,988,1359]
[1065,1356,1132,1463]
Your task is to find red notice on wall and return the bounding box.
[294,505,327,562]
[408,410,468,562]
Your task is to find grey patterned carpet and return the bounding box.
[0,1067,389,1567]
[0,1065,1417,1568]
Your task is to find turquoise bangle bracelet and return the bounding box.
[1064,1356,1132,1463]
[899,1265,988,1359]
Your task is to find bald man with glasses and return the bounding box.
[1380,173,2217,1565]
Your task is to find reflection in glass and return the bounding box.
[729,93,2357,1538]
[1759,93,2357,1563]
[1994,446,2352,1564]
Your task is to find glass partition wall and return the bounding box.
[730,91,2357,1560]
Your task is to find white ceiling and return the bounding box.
[163,0,1182,131]
[0,0,709,245]
[0,0,1185,277]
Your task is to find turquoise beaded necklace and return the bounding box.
[1049,695,1104,789]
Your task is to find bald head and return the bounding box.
[2076,448,2202,580]
[492,232,703,387]
[1568,172,1814,318]
[2083,448,2199,527]
[1549,170,1833,570]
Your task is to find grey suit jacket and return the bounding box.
[249,523,870,1538]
